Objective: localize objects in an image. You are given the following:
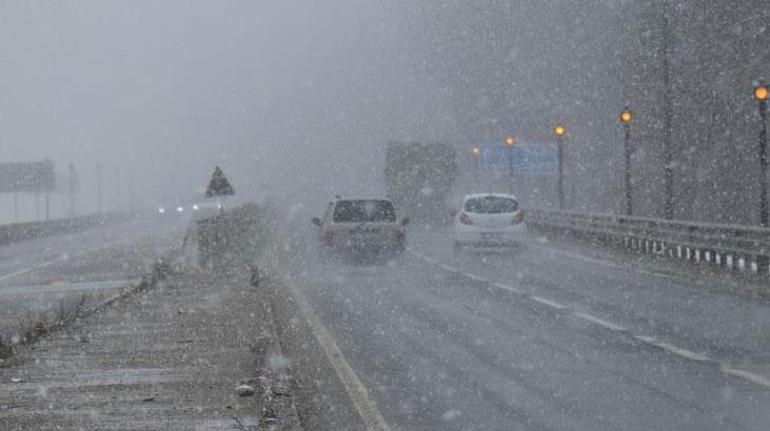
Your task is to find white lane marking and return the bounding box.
[0,279,139,296]
[439,264,459,272]
[462,273,489,283]
[721,366,770,389]
[530,296,568,310]
[0,257,68,282]
[634,335,710,362]
[285,281,391,431]
[492,282,524,295]
[531,244,624,270]
[573,312,627,332]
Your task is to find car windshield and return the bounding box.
[464,196,518,214]
[333,200,396,223]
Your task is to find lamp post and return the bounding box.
[472,144,480,188]
[755,81,769,227]
[505,135,515,193]
[755,81,769,273]
[554,125,566,209]
[620,107,633,216]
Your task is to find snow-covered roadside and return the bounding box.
[0,266,301,430]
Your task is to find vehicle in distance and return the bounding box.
[384,141,457,224]
[453,193,525,252]
[311,198,409,261]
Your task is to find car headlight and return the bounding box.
[176,206,184,213]
[158,207,166,214]
[192,204,200,211]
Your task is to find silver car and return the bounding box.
[311,198,409,261]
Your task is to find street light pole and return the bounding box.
[472,145,480,188]
[755,81,769,273]
[554,125,566,209]
[505,135,515,194]
[755,81,769,227]
[620,108,633,216]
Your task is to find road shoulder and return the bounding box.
[0,265,301,430]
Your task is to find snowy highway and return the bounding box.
[0,217,182,335]
[1,215,769,429]
[279,223,770,430]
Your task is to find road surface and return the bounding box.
[3,214,770,430]
[279,223,770,431]
[0,215,183,336]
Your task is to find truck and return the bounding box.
[384,141,457,224]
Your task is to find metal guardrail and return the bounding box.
[527,209,770,274]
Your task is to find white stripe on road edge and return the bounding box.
[462,273,489,283]
[0,247,100,284]
[285,282,391,431]
[634,335,710,362]
[439,264,459,272]
[0,257,66,282]
[721,366,770,389]
[530,296,568,310]
[572,312,627,332]
[492,282,524,295]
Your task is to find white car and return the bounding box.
[453,193,525,252]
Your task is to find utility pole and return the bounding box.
[96,163,102,214]
[661,0,674,219]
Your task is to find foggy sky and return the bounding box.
[1,1,452,216]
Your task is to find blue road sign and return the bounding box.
[478,143,557,176]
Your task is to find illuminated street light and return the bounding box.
[755,83,769,102]
[554,125,566,136]
[505,135,515,146]
[620,108,633,124]
[471,145,480,157]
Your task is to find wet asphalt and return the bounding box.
[284,223,770,431]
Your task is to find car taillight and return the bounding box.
[512,209,525,224]
[459,212,473,225]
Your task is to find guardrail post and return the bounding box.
[758,254,769,274]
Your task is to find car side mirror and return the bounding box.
[401,217,410,226]
[311,217,322,227]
